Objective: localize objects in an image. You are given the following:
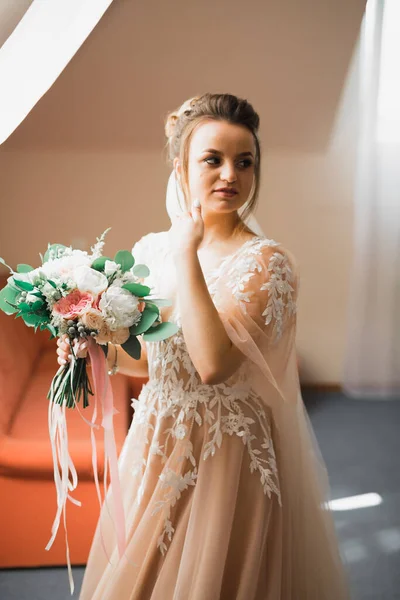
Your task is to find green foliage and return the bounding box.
[13,279,34,291]
[91,256,113,272]
[43,244,67,263]
[122,282,151,297]
[129,307,158,335]
[146,298,172,307]
[114,250,135,272]
[142,322,179,342]
[17,264,34,273]
[121,335,142,360]
[132,264,150,278]
[0,285,19,314]
[144,302,160,318]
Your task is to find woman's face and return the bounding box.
[175,119,256,216]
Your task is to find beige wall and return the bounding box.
[0,49,359,385]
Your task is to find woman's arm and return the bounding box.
[175,250,245,385]
[107,340,149,378]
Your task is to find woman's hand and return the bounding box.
[168,198,204,257]
[56,333,89,367]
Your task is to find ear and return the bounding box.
[173,157,181,184]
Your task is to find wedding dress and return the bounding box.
[79,230,349,599]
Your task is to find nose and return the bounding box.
[220,161,237,184]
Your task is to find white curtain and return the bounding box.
[0,0,115,145]
[343,0,400,398]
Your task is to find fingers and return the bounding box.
[76,339,88,359]
[191,198,203,223]
[57,344,72,366]
[56,335,88,365]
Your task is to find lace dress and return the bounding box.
[79,231,349,600]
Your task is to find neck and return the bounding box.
[199,210,243,247]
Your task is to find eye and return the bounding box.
[237,159,253,169]
[203,157,253,168]
[203,157,220,166]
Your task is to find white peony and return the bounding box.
[99,285,141,330]
[73,265,108,296]
[39,250,92,281]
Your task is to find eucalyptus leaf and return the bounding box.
[17,264,34,273]
[142,321,179,342]
[114,250,134,272]
[18,302,33,312]
[132,264,150,278]
[129,307,158,336]
[46,323,57,338]
[122,282,151,297]
[43,244,67,263]
[92,256,113,272]
[121,335,141,360]
[31,299,45,311]
[145,302,160,317]
[6,277,20,292]
[146,298,172,307]
[0,285,19,315]
[21,312,42,327]
[13,279,34,291]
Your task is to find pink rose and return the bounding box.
[95,324,130,346]
[110,328,131,345]
[53,290,94,320]
[81,309,105,331]
[95,321,112,345]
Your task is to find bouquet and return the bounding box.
[0,228,178,594]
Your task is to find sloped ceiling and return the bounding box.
[0,1,34,47]
[1,0,366,152]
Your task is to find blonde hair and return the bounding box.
[164,93,261,233]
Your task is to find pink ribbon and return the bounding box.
[46,338,127,595]
[86,337,127,560]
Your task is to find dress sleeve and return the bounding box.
[131,234,148,269]
[131,232,156,284]
[131,233,153,357]
[215,242,299,349]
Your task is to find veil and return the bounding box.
[165,170,265,236]
[164,169,350,596]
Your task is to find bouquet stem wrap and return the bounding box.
[46,337,127,595]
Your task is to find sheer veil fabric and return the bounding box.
[79,173,350,599]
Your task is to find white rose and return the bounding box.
[99,285,141,330]
[41,281,57,296]
[26,292,39,303]
[73,265,108,296]
[104,260,120,277]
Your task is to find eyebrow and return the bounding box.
[202,149,254,158]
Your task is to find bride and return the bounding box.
[58,92,350,599]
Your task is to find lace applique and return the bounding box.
[261,251,297,339]
[128,233,289,557]
[225,238,297,341]
[152,463,198,555]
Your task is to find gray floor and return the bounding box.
[0,390,399,599]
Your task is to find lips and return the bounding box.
[214,188,238,195]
